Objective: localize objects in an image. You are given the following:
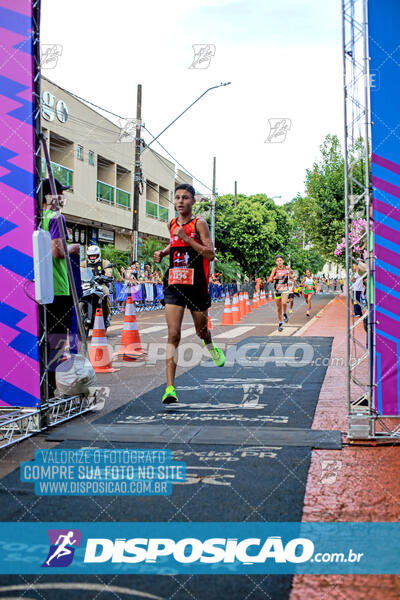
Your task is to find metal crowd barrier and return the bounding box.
[110,282,245,312]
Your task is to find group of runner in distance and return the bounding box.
[154,184,317,404]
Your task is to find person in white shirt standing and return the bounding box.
[351,261,366,318]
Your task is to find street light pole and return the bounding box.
[211,156,216,276]
[131,84,142,264]
[143,82,231,151]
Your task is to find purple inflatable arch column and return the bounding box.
[0,0,40,408]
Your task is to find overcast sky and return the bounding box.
[40,0,343,203]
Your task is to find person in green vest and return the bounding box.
[42,178,80,398]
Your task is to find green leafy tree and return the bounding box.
[290,134,366,261]
[287,245,325,275]
[213,194,292,276]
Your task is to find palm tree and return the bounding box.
[139,238,169,274]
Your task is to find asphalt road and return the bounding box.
[0,292,337,600]
[0,291,334,479]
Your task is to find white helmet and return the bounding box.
[87,244,101,264]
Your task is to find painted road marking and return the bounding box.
[269,326,298,336]
[207,377,283,383]
[180,327,197,339]
[107,323,166,334]
[0,583,162,599]
[140,325,168,334]
[214,326,256,339]
[163,326,196,339]
[106,323,124,332]
[120,414,289,424]
[176,384,301,391]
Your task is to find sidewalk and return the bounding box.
[291,295,400,600]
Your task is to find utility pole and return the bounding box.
[210,156,216,275]
[234,180,237,208]
[131,84,142,264]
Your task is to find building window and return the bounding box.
[77,145,83,160]
[88,151,94,165]
[116,188,130,209]
[146,200,158,219]
[97,181,114,204]
[159,206,169,222]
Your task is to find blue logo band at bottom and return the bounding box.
[0,522,398,574]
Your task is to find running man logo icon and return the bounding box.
[117,118,139,143]
[42,529,82,568]
[319,460,342,485]
[189,44,216,69]
[265,118,292,143]
[40,44,63,69]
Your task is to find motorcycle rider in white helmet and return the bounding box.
[80,245,113,327]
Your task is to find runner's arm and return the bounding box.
[267,267,277,283]
[154,244,170,263]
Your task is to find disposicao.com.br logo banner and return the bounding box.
[0,523,398,574]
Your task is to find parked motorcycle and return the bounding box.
[79,265,114,337]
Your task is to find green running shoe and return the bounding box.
[162,385,179,404]
[203,341,225,367]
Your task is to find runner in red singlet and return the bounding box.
[154,184,225,404]
[267,255,290,332]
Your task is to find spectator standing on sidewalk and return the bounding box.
[143,263,152,281]
[351,261,366,319]
[42,178,80,398]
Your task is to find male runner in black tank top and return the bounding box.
[154,184,225,404]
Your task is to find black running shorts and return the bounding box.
[162,285,211,312]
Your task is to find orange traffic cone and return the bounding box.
[260,290,266,305]
[245,292,251,314]
[208,311,213,330]
[221,293,233,325]
[238,292,246,319]
[255,292,260,309]
[114,297,145,361]
[251,293,258,310]
[232,293,241,323]
[89,309,119,373]
[268,289,273,302]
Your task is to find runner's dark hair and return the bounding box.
[175,183,196,198]
[275,254,284,260]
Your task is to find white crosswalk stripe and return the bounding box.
[163,326,196,339]
[213,326,256,339]
[106,324,124,332]
[107,323,166,334]
[139,325,168,334]
[269,326,298,336]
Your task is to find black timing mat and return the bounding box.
[91,335,334,431]
[0,336,334,600]
[47,423,341,449]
